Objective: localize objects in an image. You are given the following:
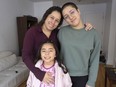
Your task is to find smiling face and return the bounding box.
[62,5,82,28]
[41,43,56,65]
[43,11,61,31]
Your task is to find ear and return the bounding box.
[77,9,81,15]
[55,54,56,58]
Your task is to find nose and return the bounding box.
[51,20,56,25]
[69,15,73,20]
[45,51,49,55]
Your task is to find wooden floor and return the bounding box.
[95,63,116,87]
[19,63,116,87]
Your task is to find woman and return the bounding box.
[58,2,101,87]
[22,6,93,85]
[22,6,63,84]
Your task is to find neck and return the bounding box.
[72,20,84,29]
[43,61,55,68]
[42,25,51,38]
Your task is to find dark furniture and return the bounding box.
[17,15,38,55]
[105,66,116,87]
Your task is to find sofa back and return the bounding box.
[0,51,18,72]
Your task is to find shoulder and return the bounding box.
[89,28,97,33]
[26,24,41,34]
[55,61,67,72]
[89,28,101,42]
[58,25,70,34]
[60,25,70,30]
[53,28,59,33]
[54,61,62,70]
[87,28,99,36]
[35,60,43,67]
[25,24,41,38]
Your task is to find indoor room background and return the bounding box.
[0,0,116,66]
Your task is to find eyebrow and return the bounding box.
[69,9,74,13]
[41,48,54,50]
[63,9,75,16]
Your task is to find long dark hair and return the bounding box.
[36,40,68,74]
[39,6,63,29]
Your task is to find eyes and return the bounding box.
[49,16,60,23]
[41,48,54,53]
[41,50,53,52]
[63,10,75,19]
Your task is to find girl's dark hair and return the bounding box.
[62,2,78,11]
[39,6,63,29]
[36,40,68,74]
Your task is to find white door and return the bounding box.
[85,12,105,49]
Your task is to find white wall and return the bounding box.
[107,0,116,65]
[0,0,115,65]
[114,32,116,67]
[78,3,106,49]
[103,0,112,61]
[34,1,53,21]
[0,0,34,55]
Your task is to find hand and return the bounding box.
[85,23,94,31]
[85,84,92,87]
[42,72,54,85]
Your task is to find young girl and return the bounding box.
[26,40,72,87]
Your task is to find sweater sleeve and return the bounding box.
[22,29,45,81]
[87,30,101,87]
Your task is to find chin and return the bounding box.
[48,28,55,31]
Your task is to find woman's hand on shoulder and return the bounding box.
[86,84,92,87]
[85,22,95,31]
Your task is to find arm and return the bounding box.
[22,29,45,81]
[87,30,101,87]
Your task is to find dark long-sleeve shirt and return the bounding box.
[22,24,59,81]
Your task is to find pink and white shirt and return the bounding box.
[40,62,55,87]
[26,60,72,87]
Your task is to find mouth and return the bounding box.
[71,18,76,23]
[44,57,51,60]
[48,22,54,28]
[48,24,55,30]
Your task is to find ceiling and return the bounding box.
[29,0,108,4]
[29,0,51,2]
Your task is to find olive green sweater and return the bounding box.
[58,25,101,87]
